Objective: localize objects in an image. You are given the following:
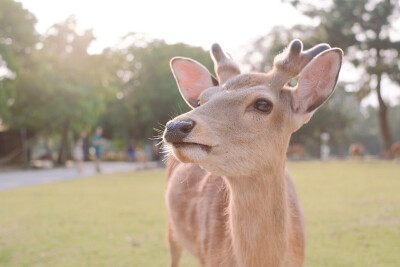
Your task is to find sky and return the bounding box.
[17,0,400,106]
[18,0,312,55]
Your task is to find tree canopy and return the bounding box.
[0,0,37,121]
[0,8,214,163]
[285,0,400,155]
[1,0,399,164]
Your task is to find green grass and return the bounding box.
[0,161,399,267]
[290,161,400,267]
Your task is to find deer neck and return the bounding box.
[224,156,289,267]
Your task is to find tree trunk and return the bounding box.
[57,121,70,165]
[44,136,54,162]
[20,127,29,166]
[376,73,392,158]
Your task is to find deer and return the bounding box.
[287,143,306,160]
[391,141,400,163]
[163,39,343,267]
[349,143,365,159]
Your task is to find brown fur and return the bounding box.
[287,144,306,160]
[166,156,305,267]
[391,141,400,162]
[164,40,343,267]
[349,143,365,157]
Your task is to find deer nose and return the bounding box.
[164,120,196,143]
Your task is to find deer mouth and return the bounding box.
[172,142,213,153]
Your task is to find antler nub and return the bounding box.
[211,43,241,84]
[273,39,331,81]
[289,39,302,56]
[211,43,225,62]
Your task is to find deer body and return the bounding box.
[163,40,343,267]
[166,158,304,267]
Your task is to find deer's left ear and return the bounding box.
[170,57,218,109]
[291,48,343,117]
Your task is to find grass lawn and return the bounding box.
[0,161,399,266]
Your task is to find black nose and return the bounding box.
[164,120,196,143]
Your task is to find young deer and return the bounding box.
[163,40,342,267]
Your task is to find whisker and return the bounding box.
[155,140,164,146]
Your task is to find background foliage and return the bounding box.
[0,0,399,164]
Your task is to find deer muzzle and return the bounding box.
[164,120,196,143]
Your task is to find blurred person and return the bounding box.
[92,127,104,173]
[143,143,152,160]
[74,131,86,173]
[152,139,161,161]
[127,140,136,161]
[81,131,90,161]
[136,147,148,169]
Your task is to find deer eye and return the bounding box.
[254,99,273,113]
[196,99,201,107]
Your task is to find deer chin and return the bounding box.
[171,142,213,163]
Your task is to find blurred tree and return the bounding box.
[5,16,118,164]
[350,103,400,155]
[99,35,214,145]
[285,0,400,156]
[0,0,37,121]
[350,105,381,155]
[291,84,358,157]
[389,104,400,142]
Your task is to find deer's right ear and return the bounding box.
[170,57,218,108]
[290,49,342,129]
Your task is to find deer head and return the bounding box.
[164,40,342,177]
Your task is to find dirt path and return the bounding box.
[0,161,160,190]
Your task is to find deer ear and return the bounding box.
[170,57,218,108]
[291,49,342,117]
